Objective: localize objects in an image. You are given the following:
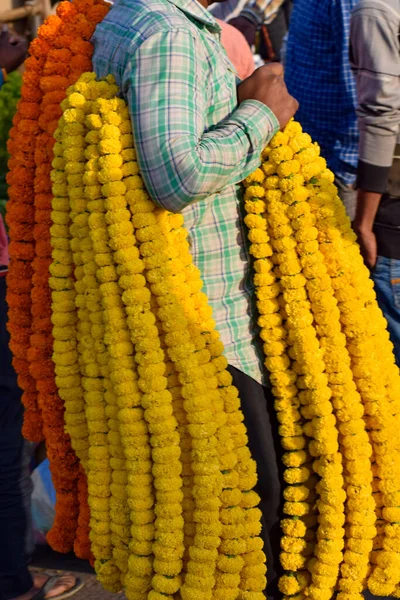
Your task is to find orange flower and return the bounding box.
[20,86,43,103]
[40,75,70,93]
[74,469,92,560]
[38,15,63,44]
[70,38,93,57]
[22,70,41,88]
[35,193,53,210]
[56,1,78,22]
[8,241,35,261]
[70,55,92,72]
[42,90,66,107]
[17,102,41,120]
[36,378,58,395]
[55,34,75,50]
[87,4,109,24]
[43,61,70,77]
[29,38,51,59]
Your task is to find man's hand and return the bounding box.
[354,225,377,269]
[237,63,298,129]
[0,28,28,74]
[353,189,382,269]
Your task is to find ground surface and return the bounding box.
[31,547,126,600]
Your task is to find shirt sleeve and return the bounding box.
[350,3,400,193]
[122,28,279,213]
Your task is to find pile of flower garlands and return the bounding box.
[5,2,400,599]
[48,73,266,600]
[6,0,109,556]
[244,128,400,600]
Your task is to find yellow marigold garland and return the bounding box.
[306,175,400,596]
[41,72,400,600]
[244,121,400,600]
[161,213,267,600]
[248,126,377,600]
[243,164,316,600]
[49,73,269,599]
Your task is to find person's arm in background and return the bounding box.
[227,0,286,47]
[123,29,297,213]
[350,2,400,267]
[0,27,28,89]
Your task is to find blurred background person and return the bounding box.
[210,0,293,62]
[284,0,359,220]
[351,0,400,365]
[217,17,255,79]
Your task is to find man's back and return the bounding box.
[284,0,359,194]
[92,0,279,385]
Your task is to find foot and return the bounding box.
[10,573,78,600]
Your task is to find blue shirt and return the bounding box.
[284,0,359,185]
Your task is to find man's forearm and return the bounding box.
[354,189,382,232]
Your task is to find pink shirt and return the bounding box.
[0,214,9,272]
[217,19,255,81]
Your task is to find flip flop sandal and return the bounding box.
[32,575,84,600]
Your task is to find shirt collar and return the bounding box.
[167,0,221,32]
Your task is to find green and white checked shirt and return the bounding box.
[92,0,279,384]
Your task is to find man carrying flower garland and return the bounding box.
[92,0,297,596]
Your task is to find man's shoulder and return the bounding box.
[96,0,201,42]
[352,0,400,22]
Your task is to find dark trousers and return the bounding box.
[0,275,33,600]
[228,366,283,599]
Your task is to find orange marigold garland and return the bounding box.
[6,42,48,443]
[6,0,110,554]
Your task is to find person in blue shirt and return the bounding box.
[284,0,359,220]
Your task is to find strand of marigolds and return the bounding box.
[125,207,186,596]
[163,211,268,600]
[157,217,246,600]
[136,204,263,600]
[6,37,47,442]
[307,177,400,596]
[94,83,186,600]
[56,89,122,592]
[117,116,237,600]
[243,162,315,600]
[125,194,191,599]
[83,92,132,588]
[32,13,87,552]
[8,0,110,553]
[259,131,347,600]
[260,125,377,600]
[136,212,222,600]
[50,116,92,560]
[84,89,156,597]
[306,178,393,592]
[51,108,89,469]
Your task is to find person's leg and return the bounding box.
[0,275,33,599]
[372,256,400,366]
[21,441,35,561]
[228,365,283,600]
[334,176,357,221]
